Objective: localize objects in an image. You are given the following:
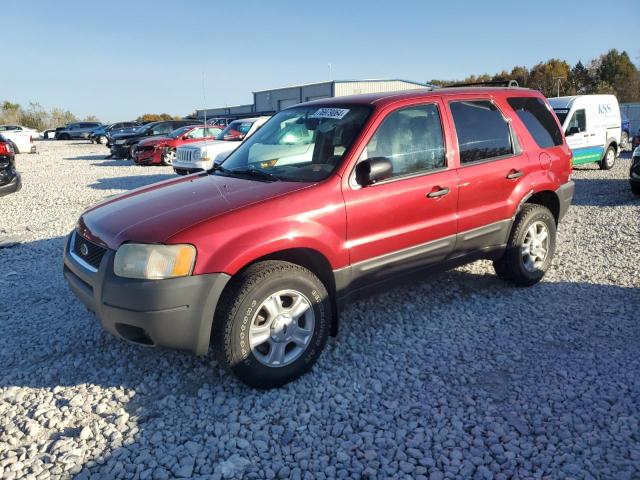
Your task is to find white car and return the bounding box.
[173,116,270,174]
[0,125,36,154]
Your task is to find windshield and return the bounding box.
[215,120,255,141]
[553,109,569,125]
[168,126,193,138]
[219,105,371,182]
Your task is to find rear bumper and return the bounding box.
[0,172,21,197]
[62,232,230,355]
[556,180,575,222]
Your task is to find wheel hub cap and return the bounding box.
[249,290,315,368]
[521,221,550,273]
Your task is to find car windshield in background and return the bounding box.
[169,126,193,138]
[553,109,569,125]
[135,123,156,134]
[215,121,255,141]
[219,105,371,182]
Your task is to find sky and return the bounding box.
[3,0,638,122]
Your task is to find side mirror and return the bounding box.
[566,126,580,136]
[355,157,393,186]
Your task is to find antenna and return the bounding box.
[328,63,332,80]
[202,71,207,127]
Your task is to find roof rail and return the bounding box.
[444,80,519,88]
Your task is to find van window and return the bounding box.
[507,97,563,148]
[450,100,513,163]
[566,109,586,134]
[359,104,445,178]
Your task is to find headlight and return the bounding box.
[114,243,196,279]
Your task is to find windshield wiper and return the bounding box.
[228,167,281,182]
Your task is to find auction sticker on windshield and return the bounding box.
[310,108,350,119]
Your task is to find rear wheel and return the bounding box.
[493,204,556,286]
[621,132,630,152]
[213,261,331,389]
[58,133,70,140]
[599,146,616,170]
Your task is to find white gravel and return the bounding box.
[1,140,639,479]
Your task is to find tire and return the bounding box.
[161,148,176,166]
[98,135,108,145]
[599,145,616,170]
[621,132,630,152]
[213,261,331,389]
[493,204,556,287]
[631,182,640,196]
[128,145,137,160]
[59,133,70,140]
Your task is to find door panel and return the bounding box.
[343,169,458,285]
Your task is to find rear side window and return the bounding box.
[507,97,563,148]
[450,100,513,164]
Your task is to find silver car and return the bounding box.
[55,122,103,140]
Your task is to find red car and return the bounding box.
[63,86,574,388]
[133,124,224,166]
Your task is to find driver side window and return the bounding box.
[567,109,586,134]
[359,104,446,179]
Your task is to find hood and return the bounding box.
[191,139,239,151]
[78,173,313,250]
[138,136,172,147]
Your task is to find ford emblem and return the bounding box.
[80,243,89,256]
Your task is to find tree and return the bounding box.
[136,113,179,123]
[597,49,640,102]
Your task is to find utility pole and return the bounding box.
[328,63,332,80]
[552,76,566,97]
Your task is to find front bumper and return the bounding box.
[556,180,575,222]
[110,144,129,158]
[134,149,161,165]
[0,172,21,197]
[62,232,230,355]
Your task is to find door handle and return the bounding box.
[506,169,524,179]
[426,187,450,198]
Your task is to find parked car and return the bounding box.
[620,111,631,151]
[633,128,640,150]
[133,125,223,166]
[90,122,141,145]
[63,87,574,388]
[0,126,36,154]
[0,124,39,135]
[55,122,103,140]
[0,135,21,197]
[630,146,640,195]
[109,120,199,159]
[41,128,57,140]
[549,95,621,170]
[173,117,270,174]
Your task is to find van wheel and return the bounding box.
[599,146,616,170]
[213,261,331,389]
[493,204,556,286]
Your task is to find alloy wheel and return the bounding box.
[521,221,550,272]
[248,289,315,368]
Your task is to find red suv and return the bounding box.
[133,125,224,166]
[63,87,574,388]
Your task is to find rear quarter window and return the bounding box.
[507,97,563,148]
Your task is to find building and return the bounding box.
[621,103,640,137]
[196,79,434,119]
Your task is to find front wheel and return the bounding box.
[161,148,175,166]
[599,146,616,170]
[98,135,108,145]
[213,261,331,389]
[493,204,556,286]
[128,145,137,160]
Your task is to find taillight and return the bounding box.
[30,136,33,143]
[0,142,11,155]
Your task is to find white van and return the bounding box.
[548,95,621,170]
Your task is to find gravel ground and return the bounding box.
[0,140,639,480]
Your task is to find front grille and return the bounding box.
[73,232,107,270]
[177,148,198,163]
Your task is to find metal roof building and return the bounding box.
[196,79,433,119]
